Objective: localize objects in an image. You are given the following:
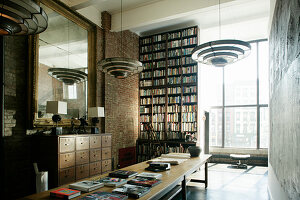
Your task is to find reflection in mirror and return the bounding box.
[38,3,88,120]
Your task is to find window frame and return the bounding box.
[209,39,269,149]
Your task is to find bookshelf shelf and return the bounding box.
[137,26,199,163]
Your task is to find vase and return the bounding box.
[188,146,202,157]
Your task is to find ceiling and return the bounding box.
[60,0,270,38]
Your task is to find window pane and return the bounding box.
[209,108,222,147]
[259,41,269,104]
[224,43,257,105]
[225,107,257,148]
[260,107,269,148]
[200,66,223,107]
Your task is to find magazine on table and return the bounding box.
[112,184,150,198]
[137,172,162,179]
[78,191,128,200]
[69,180,104,192]
[127,176,161,187]
[109,170,138,178]
[96,177,127,187]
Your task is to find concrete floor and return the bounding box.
[173,163,269,200]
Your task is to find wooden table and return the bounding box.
[21,154,211,200]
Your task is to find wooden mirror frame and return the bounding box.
[27,0,96,129]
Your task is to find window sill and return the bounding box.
[209,147,268,156]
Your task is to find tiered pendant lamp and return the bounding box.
[98,0,143,79]
[0,0,48,35]
[48,68,87,85]
[191,0,251,67]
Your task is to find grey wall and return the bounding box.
[269,0,300,199]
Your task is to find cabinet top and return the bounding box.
[33,133,112,137]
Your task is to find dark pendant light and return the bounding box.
[191,0,251,67]
[0,0,48,35]
[98,0,143,79]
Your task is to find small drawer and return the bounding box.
[102,147,111,160]
[59,137,75,153]
[90,135,101,149]
[102,159,111,173]
[76,150,89,165]
[76,164,90,180]
[59,152,75,169]
[102,135,111,147]
[59,167,75,185]
[76,136,89,150]
[90,148,101,162]
[90,161,101,176]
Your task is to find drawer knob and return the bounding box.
[81,142,83,144]
[65,160,68,162]
[65,143,69,146]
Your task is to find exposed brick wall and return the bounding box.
[2,36,35,199]
[101,28,140,168]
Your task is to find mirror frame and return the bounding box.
[27,0,96,128]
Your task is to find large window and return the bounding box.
[201,40,269,149]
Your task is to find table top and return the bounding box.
[21,154,211,200]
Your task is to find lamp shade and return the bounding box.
[88,107,104,118]
[46,101,67,114]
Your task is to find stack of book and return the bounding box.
[69,180,104,192]
[108,170,138,179]
[112,184,151,198]
[96,177,127,187]
[50,188,81,199]
[79,191,128,200]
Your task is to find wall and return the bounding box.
[1,36,35,199]
[268,0,300,199]
[103,30,139,168]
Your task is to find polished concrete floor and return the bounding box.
[173,163,269,200]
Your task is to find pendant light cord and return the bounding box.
[219,0,221,39]
[120,0,123,57]
[68,19,70,69]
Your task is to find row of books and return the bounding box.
[153,43,165,51]
[139,131,164,140]
[168,67,181,76]
[168,104,180,112]
[153,69,165,77]
[167,113,179,122]
[140,80,152,87]
[153,114,165,122]
[182,47,194,56]
[182,27,197,37]
[168,87,181,94]
[168,76,181,84]
[182,37,197,46]
[182,122,197,131]
[153,97,165,104]
[168,49,181,57]
[168,40,181,48]
[140,54,152,61]
[183,86,197,94]
[182,65,197,74]
[182,75,196,83]
[153,34,166,42]
[166,132,185,140]
[166,145,189,153]
[182,112,196,122]
[168,96,181,104]
[153,88,165,95]
[168,31,181,40]
[140,115,150,122]
[140,98,151,105]
[140,71,152,79]
[182,57,197,65]
[153,123,165,132]
[140,45,152,53]
[168,122,180,131]
[168,58,180,66]
[143,63,152,70]
[153,78,165,86]
[182,95,197,103]
[140,89,152,96]
[153,60,165,68]
[153,105,165,113]
[140,106,150,114]
[153,52,165,60]
[182,105,197,112]
[140,37,151,45]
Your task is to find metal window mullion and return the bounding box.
[257,41,260,149]
[222,67,225,148]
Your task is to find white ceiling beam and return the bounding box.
[111,0,236,32]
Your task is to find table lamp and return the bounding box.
[46,101,67,135]
[88,107,105,134]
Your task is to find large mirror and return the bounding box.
[29,0,96,128]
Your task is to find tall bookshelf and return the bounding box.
[137,26,199,163]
